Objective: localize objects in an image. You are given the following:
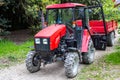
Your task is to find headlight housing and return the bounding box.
[35,38,40,44]
[43,39,48,44]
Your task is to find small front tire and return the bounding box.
[26,51,41,73]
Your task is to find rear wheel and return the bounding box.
[82,40,95,64]
[26,51,41,73]
[64,52,79,78]
[107,32,115,46]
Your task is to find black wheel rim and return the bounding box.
[33,54,40,66]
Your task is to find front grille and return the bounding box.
[35,38,50,51]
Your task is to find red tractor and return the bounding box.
[25,2,117,78]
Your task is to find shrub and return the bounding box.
[0,16,11,36]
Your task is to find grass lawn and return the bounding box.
[0,39,33,68]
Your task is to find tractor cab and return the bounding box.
[35,3,92,51]
[46,3,89,32]
[44,3,92,50]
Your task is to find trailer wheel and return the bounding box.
[64,52,79,78]
[82,40,95,64]
[26,51,41,73]
[107,32,115,46]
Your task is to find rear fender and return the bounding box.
[81,29,91,52]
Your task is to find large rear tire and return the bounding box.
[107,32,115,46]
[64,52,79,78]
[26,51,41,73]
[82,40,95,64]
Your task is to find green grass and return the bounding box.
[115,46,120,50]
[104,42,120,65]
[0,39,33,62]
[104,51,120,65]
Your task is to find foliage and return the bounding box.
[25,0,58,33]
[0,17,11,29]
[29,25,42,34]
[1,0,59,33]
[0,6,11,36]
[61,0,120,21]
[0,0,28,30]
[79,0,120,21]
[0,0,120,34]
[102,0,120,21]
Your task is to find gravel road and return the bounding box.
[0,34,119,80]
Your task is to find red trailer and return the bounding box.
[90,20,118,34]
[76,19,118,50]
[90,20,118,48]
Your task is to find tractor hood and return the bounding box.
[35,24,66,38]
[34,24,66,51]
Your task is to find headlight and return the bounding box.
[43,39,48,44]
[35,38,40,44]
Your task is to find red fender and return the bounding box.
[81,29,91,52]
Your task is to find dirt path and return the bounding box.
[0,32,119,80]
[0,47,116,80]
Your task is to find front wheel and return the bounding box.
[64,52,79,78]
[26,51,41,73]
[82,40,95,64]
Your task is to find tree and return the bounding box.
[0,0,119,35]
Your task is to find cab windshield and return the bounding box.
[46,8,74,26]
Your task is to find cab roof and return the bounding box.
[46,3,86,9]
